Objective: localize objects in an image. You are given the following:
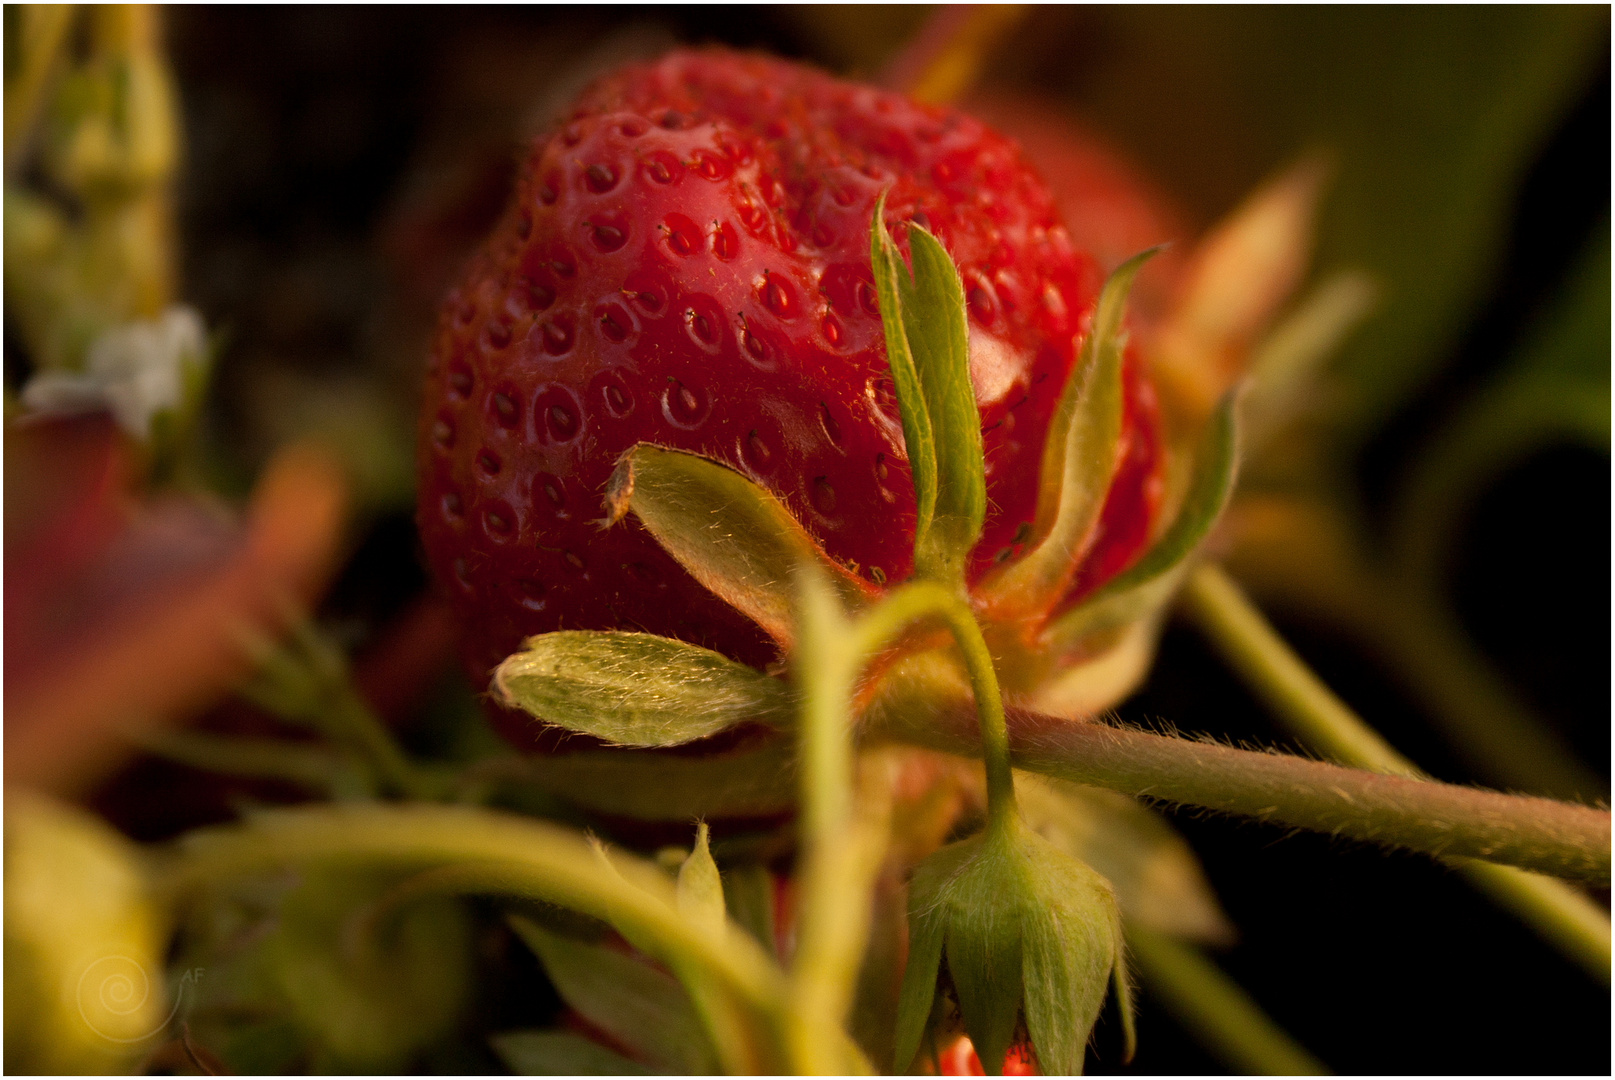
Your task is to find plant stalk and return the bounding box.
[1181,561,1611,980]
[857,582,1017,820]
[867,688,1611,884]
[160,802,805,1070]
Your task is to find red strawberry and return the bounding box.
[416,49,1164,744]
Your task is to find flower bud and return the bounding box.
[4,791,168,1074]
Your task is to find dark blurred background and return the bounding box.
[142,6,1612,1073]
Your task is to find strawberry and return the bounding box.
[416,49,1165,742]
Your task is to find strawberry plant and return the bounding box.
[4,7,1608,1076]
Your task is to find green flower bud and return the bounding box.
[893,815,1127,1076]
[4,792,169,1074]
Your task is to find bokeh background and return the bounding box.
[7,6,1610,1073]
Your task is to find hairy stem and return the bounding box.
[1182,562,1611,979]
[1127,925,1328,1076]
[867,691,1610,884]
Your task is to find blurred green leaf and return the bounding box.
[1390,222,1610,580]
[510,916,718,1075]
[1065,6,1607,442]
[491,1030,652,1076]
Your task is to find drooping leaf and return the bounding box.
[1048,390,1240,645]
[1015,774,1231,943]
[490,1031,651,1076]
[605,444,873,649]
[508,916,719,1075]
[981,248,1158,616]
[677,824,727,938]
[493,630,794,748]
[871,193,986,584]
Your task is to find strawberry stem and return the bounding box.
[1181,561,1612,982]
[849,580,1018,822]
[869,688,1612,883]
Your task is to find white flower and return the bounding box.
[21,305,207,441]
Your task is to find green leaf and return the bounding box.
[509,916,719,1075]
[1048,389,1240,645]
[492,630,794,748]
[677,824,727,938]
[981,248,1158,615]
[1390,224,1610,582]
[1018,829,1120,1077]
[490,1031,651,1076]
[510,739,797,821]
[871,193,986,584]
[605,444,872,649]
[1064,7,1606,440]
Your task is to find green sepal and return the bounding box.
[1048,388,1241,646]
[1016,827,1120,1077]
[893,818,1123,1076]
[490,1030,652,1075]
[493,630,794,748]
[1112,935,1138,1065]
[981,248,1159,615]
[509,915,719,1075]
[944,829,1026,1076]
[870,192,986,585]
[890,838,963,1073]
[677,823,727,938]
[605,443,874,649]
